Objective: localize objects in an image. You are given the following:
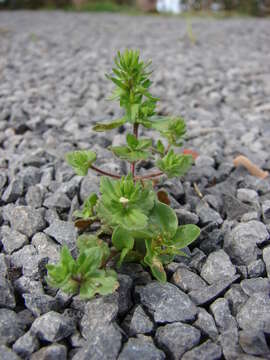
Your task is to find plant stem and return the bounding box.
[90,165,121,179]
[131,122,139,179]
[135,171,163,180]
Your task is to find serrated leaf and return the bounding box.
[76,247,103,276]
[126,134,139,149]
[156,140,165,155]
[171,224,200,249]
[110,146,150,162]
[97,176,155,230]
[92,118,126,132]
[150,116,186,146]
[77,234,110,263]
[73,193,98,220]
[156,150,193,178]
[66,150,96,176]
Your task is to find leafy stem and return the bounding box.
[131,122,139,179]
[48,49,201,300]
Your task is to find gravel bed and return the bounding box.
[0,11,270,360]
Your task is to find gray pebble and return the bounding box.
[182,340,222,360]
[30,344,67,360]
[135,282,197,323]
[31,311,75,342]
[44,219,77,249]
[118,337,165,360]
[193,308,218,341]
[9,206,46,238]
[171,265,207,292]
[155,322,200,360]
[0,225,28,254]
[200,249,236,284]
[237,292,270,333]
[0,309,25,345]
[13,331,40,358]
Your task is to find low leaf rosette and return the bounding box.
[97,175,156,230]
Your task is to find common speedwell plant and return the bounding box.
[46,50,200,299]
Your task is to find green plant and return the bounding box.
[46,49,200,299]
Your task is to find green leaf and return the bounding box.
[143,239,167,282]
[97,176,155,230]
[156,150,193,178]
[66,150,96,176]
[136,138,152,150]
[46,246,78,293]
[126,134,139,149]
[171,225,200,249]
[117,247,130,267]
[148,201,178,238]
[110,146,150,162]
[76,247,103,276]
[150,116,187,146]
[92,118,126,132]
[79,269,119,299]
[77,234,110,263]
[112,226,134,251]
[73,193,98,219]
[150,257,167,282]
[156,140,165,155]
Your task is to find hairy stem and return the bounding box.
[90,165,121,179]
[131,122,139,179]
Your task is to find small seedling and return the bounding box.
[46,49,200,299]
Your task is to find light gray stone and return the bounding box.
[224,221,269,265]
[31,311,75,342]
[122,305,154,336]
[237,293,270,333]
[189,275,239,306]
[135,282,197,323]
[0,277,16,309]
[240,277,270,296]
[44,219,77,249]
[263,245,270,277]
[200,250,236,284]
[0,309,25,345]
[80,295,119,338]
[23,293,61,317]
[13,331,40,358]
[0,345,21,360]
[224,284,249,316]
[210,298,237,333]
[72,323,122,360]
[239,330,270,356]
[182,340,222,360]
[30,344,67,360]
[118,337,165,360]
[193,308,218,341]
[155,322,201,360]
[0,225,28,254]
[2,179,24,203]
[171,265,207,292]
[9,206,46,238]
